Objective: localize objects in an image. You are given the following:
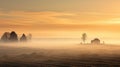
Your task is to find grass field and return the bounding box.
[0,43,120,67]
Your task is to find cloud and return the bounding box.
[0,10,120,32]
[0,11,76,25]
[0,10,120,25]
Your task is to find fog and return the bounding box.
[0,39,120,55]
[0,39,120,66]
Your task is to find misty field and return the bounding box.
[0,42,120,67]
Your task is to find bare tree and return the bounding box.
[81,33,87,44]
[27,33,32,40]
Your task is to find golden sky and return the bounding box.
[0,0,120,39]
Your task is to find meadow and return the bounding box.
[0,40,120,67]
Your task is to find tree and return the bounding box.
[1,32,10,42]
[81,33,87,44]
[27,33,32,40]
[9,31,18,42]
[20,34,27,42]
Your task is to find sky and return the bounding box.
[0,0,120,43]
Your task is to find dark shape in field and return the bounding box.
[0,31,31,42]
[91,38,100,44]
[1,32,10,42]
[20,34,27,42]
[9,31,18,42]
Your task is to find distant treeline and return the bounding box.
[0,31,32,42]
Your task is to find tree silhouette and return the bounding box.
[9,31,18,42]
[20,34,27,42]
[81,33,87,44]
[1,32,10,42]
[27,33,32,40]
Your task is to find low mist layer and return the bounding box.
[0,39,120,67]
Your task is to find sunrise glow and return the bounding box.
[0,0,120,44]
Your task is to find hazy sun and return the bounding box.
[107,18,120,24]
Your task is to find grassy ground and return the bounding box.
[0,43,120,67]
